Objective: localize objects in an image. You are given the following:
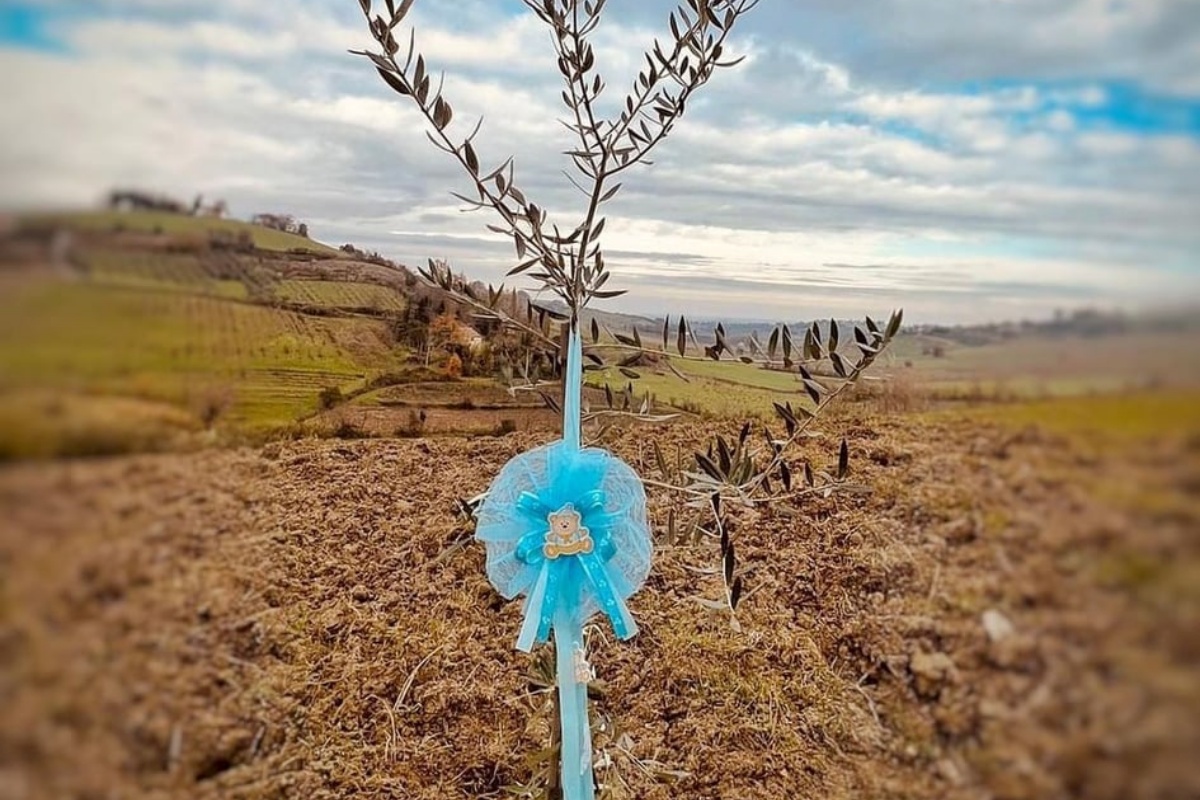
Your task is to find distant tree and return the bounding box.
[188,383,235,429]
[413,294,433,324]
[391,296,430,353]
[106,188,188,214]
[428,311,462,350]
[319,385,345,409]
[297,223,309,238]
[251,213,304,233]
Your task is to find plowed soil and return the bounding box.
[1,407,1197,799]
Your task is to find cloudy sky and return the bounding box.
[1,0,1198,323]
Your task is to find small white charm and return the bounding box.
[572,646,593,684]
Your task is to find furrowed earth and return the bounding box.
[2,403,1196,799]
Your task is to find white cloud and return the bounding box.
[0,1,1197,323]
[64,19,304,59]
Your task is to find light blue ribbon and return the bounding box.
[555,604,593,800]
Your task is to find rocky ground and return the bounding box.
[1,406,1196,799]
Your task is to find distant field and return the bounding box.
[0,278,398,435]
[0,212,424,456]
[585,325,1200,422]
[83,248,253,299]
[675,357,810,391]
[0,390,203,459]
[889,330,1199,390]
[24,210,342,256]
[275,279,406,311]
[963,389,1200,440]
[83,251,408,314]
[356,379,520,408]
[587,363,815,419]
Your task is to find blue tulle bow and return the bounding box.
[475,440,651,652]
[512,485,637,650]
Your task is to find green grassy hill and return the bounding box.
[0,277,401,456]
[0,211,413,457]
[22,210,342,255]
[274,279,406,311]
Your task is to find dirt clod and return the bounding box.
[910,651,959,698]
[981,608,1015,642]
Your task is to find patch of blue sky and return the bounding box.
[495,0,529,16]
[1064,82,1200,137]
[0,3,67,53]
[955,78,1200,137]
[875,118,941,146]
[417,0,528,33]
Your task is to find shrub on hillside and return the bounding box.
[396,409,426,438]
[319,385,344,410]
[188,383,235,429]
